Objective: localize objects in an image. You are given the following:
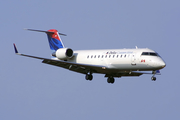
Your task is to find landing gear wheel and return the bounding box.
[85,75,89,80]
[151,76,156,81]
[107,77,115,84]
[88,74,93,81]
[85,74,93,81]
[107,77,111,83]
[111,78,115,84]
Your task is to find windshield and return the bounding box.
[141,52,161,57]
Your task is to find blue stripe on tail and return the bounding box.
[46,29,64,53]
[47,35,63,51]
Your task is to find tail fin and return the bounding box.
[26,29,66,53]
[46,29,64,52]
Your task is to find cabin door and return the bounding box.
[131,54,136,65]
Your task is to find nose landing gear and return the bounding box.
[151,76,156,81]
[151,71,157,81]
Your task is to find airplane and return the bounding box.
[13,29,166,84]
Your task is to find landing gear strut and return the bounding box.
[107,76,115,84]
[151,71,157,81]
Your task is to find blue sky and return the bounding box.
[0,0,180,120]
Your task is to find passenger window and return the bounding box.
[105,55,107,58]
[94,55,96,58]
[91,55,93,58]
[117,55,119,58]
[102,55,104,58]
[109,55,111,58]
[124,55,126,58]
[113,55,115,58]
[87,55,89,58]
[121,55,123,58]
[98,55,100,58]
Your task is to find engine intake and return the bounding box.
[53,48,73,60]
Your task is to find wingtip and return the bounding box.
[13,43,18,54]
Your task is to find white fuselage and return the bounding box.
[68,48,166,71]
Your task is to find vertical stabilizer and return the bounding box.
[46,29,65,53]
[25,28,66,55]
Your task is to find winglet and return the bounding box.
[13,43,18,54]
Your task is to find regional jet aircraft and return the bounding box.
[13,29,166,84]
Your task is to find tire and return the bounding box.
[107,77,111,83]
[89,74,93,81]
[85,74,93,81]
[85,74,89,80]
[151,77,156,81]
[107,77,115,84]
[111,78,115,84]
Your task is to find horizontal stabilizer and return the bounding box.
[24,28,67,36]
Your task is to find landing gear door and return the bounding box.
[131,54,136,65]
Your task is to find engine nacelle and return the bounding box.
[53,48,73,60]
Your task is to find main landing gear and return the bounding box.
[107,76,115,84]
[85,74,93,81]
[85,73,115,84]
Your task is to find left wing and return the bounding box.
[13,44,106,74]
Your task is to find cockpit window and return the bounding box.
[141,52,160,57]
[142,52,149,55]
[150,53,157,56]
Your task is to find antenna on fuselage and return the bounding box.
[135,46,138,49]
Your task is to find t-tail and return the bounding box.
[25,29,66,54]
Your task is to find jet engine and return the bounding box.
[52,48,74,60]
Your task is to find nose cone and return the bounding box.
[152,58,166,69]
[158,59,166,69]
[160,61,166,68]
[149,57,166,69]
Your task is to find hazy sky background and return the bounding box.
[0,0,180,120]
